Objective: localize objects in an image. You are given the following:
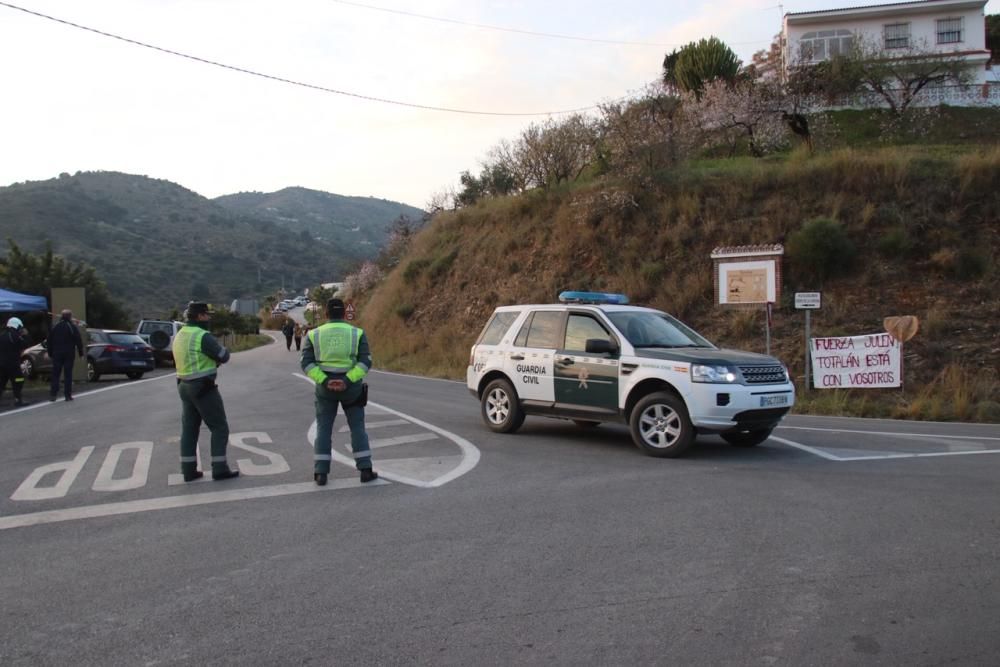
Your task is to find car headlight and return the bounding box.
[691,364,737,383]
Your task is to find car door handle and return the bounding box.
[509,354,524,360]
[557,357,574,366]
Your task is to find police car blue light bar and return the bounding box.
[558,291,630,305]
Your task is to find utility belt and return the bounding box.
[177,375,218,398]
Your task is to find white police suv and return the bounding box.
[467,292,795,457]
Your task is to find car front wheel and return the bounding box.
[721,427,774,447]
[481,378,525,433]
[20,358,35,379]
[629,392,695,458]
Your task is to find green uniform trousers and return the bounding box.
[314,380,371,474]
[177,377,231,475]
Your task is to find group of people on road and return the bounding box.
[0,309,86,408]
[281,319,309,352]
[173,298,377,486]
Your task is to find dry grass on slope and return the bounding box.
[357,146,999,421]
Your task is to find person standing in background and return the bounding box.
[48,309,84,401]
[0,317,31,407]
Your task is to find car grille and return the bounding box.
[738,365,786,384]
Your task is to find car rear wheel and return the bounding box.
[20,358,35,379]
[87,359,100,382]
[629,392,695,458]
[126,371,144,380]
[721,427,774,447]
[481,378,525,434]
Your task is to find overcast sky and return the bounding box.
[1,0,995,209]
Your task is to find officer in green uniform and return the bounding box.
[301,298,378,486]
[172,302,239,482]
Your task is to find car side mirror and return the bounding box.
[585,338,618,355]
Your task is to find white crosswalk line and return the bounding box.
[339,419,410,432]
[342,433,438,451]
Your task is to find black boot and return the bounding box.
[314,473,328,486]
[360,469,378,483]
[183,470,204,482]
[212,469,240,481]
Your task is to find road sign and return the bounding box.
[345,302,356,321]
[795,292,821,309]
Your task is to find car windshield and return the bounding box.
[109,333,146,345]
[607,311,715,349]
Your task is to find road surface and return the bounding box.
[1,334,998,665]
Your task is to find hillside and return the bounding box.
[213,187,424,258]
[353,146,1000,422]
[0,172,414,317]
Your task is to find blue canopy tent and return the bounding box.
[0,288,48,312]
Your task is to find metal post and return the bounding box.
[765,302,772,356]
[804,309,811,392]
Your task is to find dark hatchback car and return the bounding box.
[86,329,155,381]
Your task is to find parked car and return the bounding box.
[87,329,155,381]
[136,319,184,366]
[20,342,52,379]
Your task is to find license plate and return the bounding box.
[760,395,788,407]
[131,361,146,366]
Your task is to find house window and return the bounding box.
[936,17,963,44]
[799,29,855,62]
[884,23,910,49]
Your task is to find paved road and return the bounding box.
[1,335,998,665]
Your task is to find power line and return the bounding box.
[330,0,773,47]
[0,1,601,116]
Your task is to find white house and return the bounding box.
[782,0,993,91]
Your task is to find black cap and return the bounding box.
[327,298,345,319]
[185,301,211,318]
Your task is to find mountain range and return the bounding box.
[0,171,424,317]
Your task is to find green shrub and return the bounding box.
[876,226,913,257]
[402,258,430,282]
[787,217,856,283]
[429,249,459,280]
[953,248,989,280]
[975,401,1000,423]
[639,261,666,283]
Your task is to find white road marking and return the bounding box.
[92,442,153,492]
[360,433,439,450]
[231,432,290,476]
[769,436,843,461]
[0,373,176,418]
[777,425,1000,441]
[339,419,410,432]
[370,369,464,385]
[10,446,95,501]
[296,372,480,488]
[0,478,388,531]
[771,435,1000,462]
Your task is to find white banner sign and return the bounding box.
[810,333,901,389]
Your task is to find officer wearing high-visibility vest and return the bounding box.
[172,301,239,482]
[301,298,378,486]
